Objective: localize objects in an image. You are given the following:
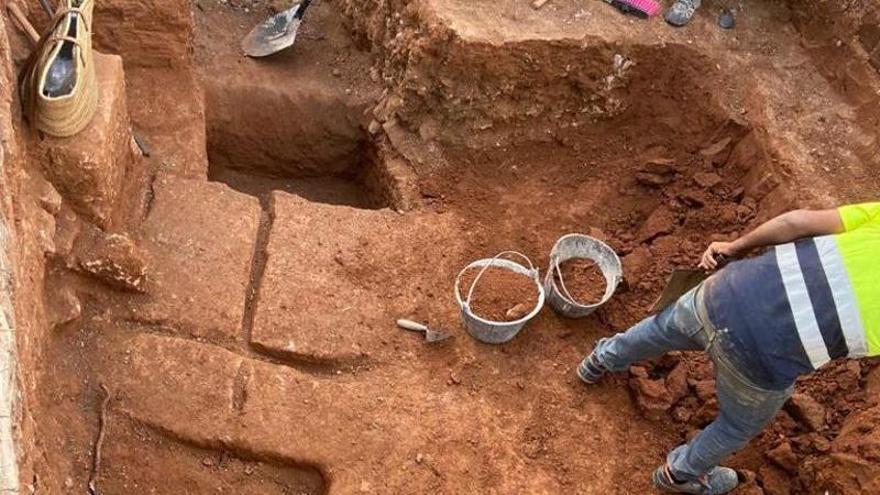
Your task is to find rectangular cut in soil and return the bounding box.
[251,191,464,363]
[555,259,606,306]
[99,416,325,495]
[110,333,408,480]
[459,267,539,322]
[134,175,261,343]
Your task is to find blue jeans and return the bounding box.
[592,287,794,481]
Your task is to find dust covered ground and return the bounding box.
[5,0,880,494]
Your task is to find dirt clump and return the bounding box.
[554,258,607,305]
[459,266,538,322]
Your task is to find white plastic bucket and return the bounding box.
[454,251,545,344]
[543,234,622,318]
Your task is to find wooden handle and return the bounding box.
[396,319,428,332]
[8,4,40,44]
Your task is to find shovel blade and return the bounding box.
[649,268,708,313]
[242,5,305,57]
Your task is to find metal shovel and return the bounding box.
[649,255,728,313]
[242,0,312,58]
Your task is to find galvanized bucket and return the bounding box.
[454,251,545,344]
[543,234,622,318]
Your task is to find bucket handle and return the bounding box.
[457,251,536,308]
[552,255,584,305]
[554,255,613,306]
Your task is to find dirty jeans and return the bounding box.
[592,287,794,481]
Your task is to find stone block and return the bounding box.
[133,175,260,344]
[251,192,464,363]
[42,52,135,229]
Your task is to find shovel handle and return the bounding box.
[38,0,55,17]
[8,4,40,44]
[294,0,312,19]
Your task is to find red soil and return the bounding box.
[459,266,539,322]
[8,0,880,493]
[555,258,607,305]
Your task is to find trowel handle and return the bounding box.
[396,319,429,332]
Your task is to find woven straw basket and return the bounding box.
[23,0,97,137]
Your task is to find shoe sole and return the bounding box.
[576,362,600,385]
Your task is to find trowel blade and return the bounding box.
[425,330,452,343]
[241,4,305,57]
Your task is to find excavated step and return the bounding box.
[250,191,465,364]
[199,1,380,179]
[130,174,260,344]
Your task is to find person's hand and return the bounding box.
[699,241,738,271]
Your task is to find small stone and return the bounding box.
[785,393,826,432]
[811,435,831,453]
[758,465,791,495]
[678,190,707,207]
[368,119,382,135]
[415,453,424,464]
[665,361,689,403]
[38,180,63,215]
[699,137,733,157]
[331,68,342,77]
[693,172,723,189]
[587,227,608,243]
[449,373,461,385]
[505,303,530,320]
[635,172,673,187]
[629,365,649,379]
[630,375,673,419]
[201,457,215,467]
[866,365,880,401]
[71,228,147,292]
[690,379,715,401]
[765,441,799,474]
[641,158,676,175]
[621,247,651,285]
[49,286,82,329]
[637,206,676,243]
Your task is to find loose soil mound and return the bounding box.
[555,258,607,305]
[460,266,539,322]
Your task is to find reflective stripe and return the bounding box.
[776,244,831,368]
[814,236,868,357]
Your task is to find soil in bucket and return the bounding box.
[555,259,607,305]
[460,267,539,322]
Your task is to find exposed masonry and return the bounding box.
[0,215,19,494]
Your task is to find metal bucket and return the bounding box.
[543,234,622,318]
[454,251,545,344]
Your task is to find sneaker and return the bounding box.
[664,0,702,27]
[576,352,607,384]
[653,464,738,494]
